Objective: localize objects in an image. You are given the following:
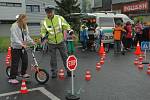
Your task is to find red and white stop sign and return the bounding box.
[67,55,77,71]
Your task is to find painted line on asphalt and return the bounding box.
[0,91,19,97]
[0,87,39,97]
[0,87,60,100]
[39,87,60,100]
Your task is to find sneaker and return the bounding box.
[82,49,85,52]
[125,48,129,50]
[20,74,30,78]
[51,72,57,79]
[8,79,19,84]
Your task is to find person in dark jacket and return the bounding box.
[134,20,143,46]
[142,22,150,42]
[80,25,89,51]
[124,21,133,49]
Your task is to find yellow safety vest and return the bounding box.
[40,15,70,44]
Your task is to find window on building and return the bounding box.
[33,5,40,12]
[26,5,40,13]
[94,0,102,7]
[0,2,7,6]
[26,5,32,12]
[0,2,22,7]
[28,23,40,26]
[7,3,14,7]
[0,20,15,24]
[14,3,22,7]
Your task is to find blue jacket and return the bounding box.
[80,29,89,42]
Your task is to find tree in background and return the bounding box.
[54,0,81,33]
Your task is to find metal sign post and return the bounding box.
[71,71,74,95]
[144,49,147,61]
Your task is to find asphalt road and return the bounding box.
[0,49,150,100]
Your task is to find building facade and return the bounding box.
[25,0,56,35]
[0,0,26,36]
[112,0,150,22]
[0,0,56,36]
[91,0,112,12]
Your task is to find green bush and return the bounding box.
[0,37,10,52]
[0,35,81,52]
[0,36,40,52]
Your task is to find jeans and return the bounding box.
[10,48,28,79]
[126,38,133,48]
[48,42,68,73]
[114,40,121,53]
[81,39,87,49]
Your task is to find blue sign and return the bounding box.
[141,42,150,50]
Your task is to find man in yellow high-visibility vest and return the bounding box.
[40,5,72,78]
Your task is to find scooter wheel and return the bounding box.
[6,66,11,77]
[35,68,49,84]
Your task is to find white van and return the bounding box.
[81,12,133,44]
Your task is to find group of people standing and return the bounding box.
[80,20,150,54]
[113,20,150,54]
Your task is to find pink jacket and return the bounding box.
[135,23,142,34]
[125,25,132,38]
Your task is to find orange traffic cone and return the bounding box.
[20,80,28,94]
[99,42,105,56]
[96,63,101,71]
[138,55,143,62]
[101,52,106,59]
[5,58,10,66]
[6,47,11,61]
[100,58,105,65]
[6,47,11,65]
[85,70,91,81]
[134,42,142,56]
[138,61,144,70]
[134,58,138,65]
[58,68,65,80]
[7,54,10,60]
[7,47,11,59]
[103,52,106,56]
[147,64,150,75]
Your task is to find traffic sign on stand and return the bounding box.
[66,55,80,100]
[141,42,150,64]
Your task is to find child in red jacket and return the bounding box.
[124,21,133,50]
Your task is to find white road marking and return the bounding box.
[0,87,60,100]
[0,91,19,97]
[39,87,60,100]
